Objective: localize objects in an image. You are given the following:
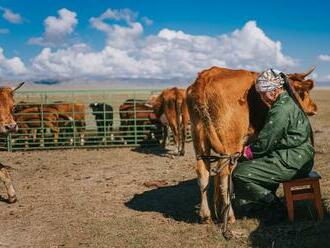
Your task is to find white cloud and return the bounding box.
[4,9,299,83]
[0,47,27,79]
[29,18,295,81]
[0,28,9,34]
[319,54,330,62]
[0,7,23,24]
[28,8,78,47]
[89,8,143,50]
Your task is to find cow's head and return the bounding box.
[0,82,24,133]
[145,94,163,115]
[89,103,99,110]
[287,67,318,116]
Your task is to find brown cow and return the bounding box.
[51,102,86,145]
[0,82,24,203]
[186,66,317,227]
[147,87,190,156]
[119,99,163,144]
[14,106,65,147]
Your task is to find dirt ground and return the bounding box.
[0,90,329,248]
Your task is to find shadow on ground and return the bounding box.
[131,143,176,158]
[248,200,330,248]
[126,176,329,247]
[125,178,200,223]
[0,195,11,204]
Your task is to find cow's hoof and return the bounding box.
[200,217,212,224]
[222,229,234,240]
[8,195,17,204]
[228,216,236,224]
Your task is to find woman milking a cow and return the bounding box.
[233,69,314,224]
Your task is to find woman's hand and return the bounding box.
[243,145,253,160]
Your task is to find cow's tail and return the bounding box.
[188,78,225,155]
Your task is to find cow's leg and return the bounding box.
[196,158,211,223]
[39,128,45,147]
[178,124,186,156]
[80,132,85,146]
[214,168,236,224]
[180,101,189,156]
[162,125,168,148]
[23,131,29,149]
[0,166,17,203]
[53,126,59,145]
[164,105,179,150]
[167,118,179,152]
[79,121,86,146]
[191,124,211,223]
[179,113,189,156]
[32,128,37,143]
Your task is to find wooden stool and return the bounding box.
[283,171,323,222]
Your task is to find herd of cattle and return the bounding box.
[0,66,319,234]
[8,88,190,154]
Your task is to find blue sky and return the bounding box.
[0,0,329,86]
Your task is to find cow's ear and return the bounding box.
[293,79,314,91]
[12,82,25,93]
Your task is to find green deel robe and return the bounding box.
[232,91,314,205]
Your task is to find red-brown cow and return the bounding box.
[14,106,67,147]
[0,82,24,203]
[51,102,86,145]
[147,87,190,156]
[119,99,163,144]
[186,67,317,228]
[14,102,76,147]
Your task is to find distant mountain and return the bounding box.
[315,81,330,88]
[4,78,330,90]
[23,77,194,90]
[33,79,60,85]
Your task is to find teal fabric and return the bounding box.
[233,91,314,205]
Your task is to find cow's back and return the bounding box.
[52,103,85,122]
[187,67,260,153]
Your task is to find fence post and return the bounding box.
[7,133,12,152]
[133,93,137,145]
[72,102,76,147]
[103,103,107,145]
[41,100,45,147]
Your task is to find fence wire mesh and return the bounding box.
[0,89,190,151]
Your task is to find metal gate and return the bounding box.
[0,88,185,151]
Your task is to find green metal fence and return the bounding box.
[0,88,190,151]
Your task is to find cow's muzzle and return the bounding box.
[0,123,18,133]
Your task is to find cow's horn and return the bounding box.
[301,66,316,78]
[12,82,25,92]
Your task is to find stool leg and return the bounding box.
[283,184,294,222]
[312,181,324,221]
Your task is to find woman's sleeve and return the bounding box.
[250,105,289,158]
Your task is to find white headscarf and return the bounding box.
[255,68,285,92]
